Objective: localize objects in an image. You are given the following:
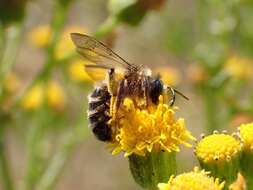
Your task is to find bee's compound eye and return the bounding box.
[150,79,163,104]
[108,68,115,75]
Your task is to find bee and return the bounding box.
[71,33,188,141]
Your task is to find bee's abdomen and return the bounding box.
[88,85,112,141]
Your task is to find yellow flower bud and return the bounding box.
[21,83,44,110]
[55,26,88,60]
[195,133,242,189]
[46,81,66,112]
[28,25,51,48]
[158,167,225,190]
[239,122,253,152]
[154,66,181,86]
[224,55,253,80]
[239,122,253,189]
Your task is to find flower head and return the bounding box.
[229,173,246,190]
[195,133,241,188]
[239,122,253,190]
[46,81,66,112]
[28,25,51,48]
[21,83,44,110]
[155,66,181,86]
[21,80,66,112]
[3,72,20,94]
[158,167,225,190]
[111,96,195,157]
[224,55,253,80]
[187,64,208,84]
[55,26,88,60]
[239,122,253,152]
[195,134,241,164]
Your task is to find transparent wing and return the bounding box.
[71,33,132,69]
[84,65,108,82]
[85,64,125,82]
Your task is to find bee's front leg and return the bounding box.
[168,86,176,106]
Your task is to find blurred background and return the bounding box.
[0,0,253,189]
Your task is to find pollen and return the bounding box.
[110,96,195,157]
[195,134,241,164]
[158,167,225,190]
[239,122,253,152]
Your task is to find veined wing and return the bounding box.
[71,33,132,69]
[85,64,125,82]
[84,64,108,82]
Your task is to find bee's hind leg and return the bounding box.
[111,79,125,120]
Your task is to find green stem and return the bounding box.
[0,22,5,59]
[15,0,69,105]
[203,87,219,132]
[35,120,88,190]
[95,16,119,39]
[0,132,15,190]
[0,22,23,99]
[129,151,176,190]
[22,1,71,189]
[245,177,253,190]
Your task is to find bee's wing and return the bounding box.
[71,33,132,69]
[84,65,109,82]
[85,65,125,82]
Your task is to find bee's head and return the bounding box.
[149,78,163,104]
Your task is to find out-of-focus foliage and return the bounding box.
[0,0,253,190]
[0,0,27,25]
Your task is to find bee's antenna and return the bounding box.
[174,89,189,100]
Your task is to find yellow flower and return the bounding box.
[3,72,20,94]
[195,134,241,164]
[21,83,44,110]
[154,66,181,86]
[224,55,253,80]
[55,26,89,60]
[229,173,246,190]
[239,122,253,152]
[28,25,51,48]
[46,81,66,112]
[187,64,208,84]
[158,167,225,190]
[229,113,253,129]
[21,80,66,112]
[68,59,93,82]
[111,96,195,157]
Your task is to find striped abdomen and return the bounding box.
[88,85,112,141]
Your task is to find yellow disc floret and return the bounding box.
[239,122,253,152]
[110,96,195,157]
[158,167,225,190]
[195,134,241,164]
